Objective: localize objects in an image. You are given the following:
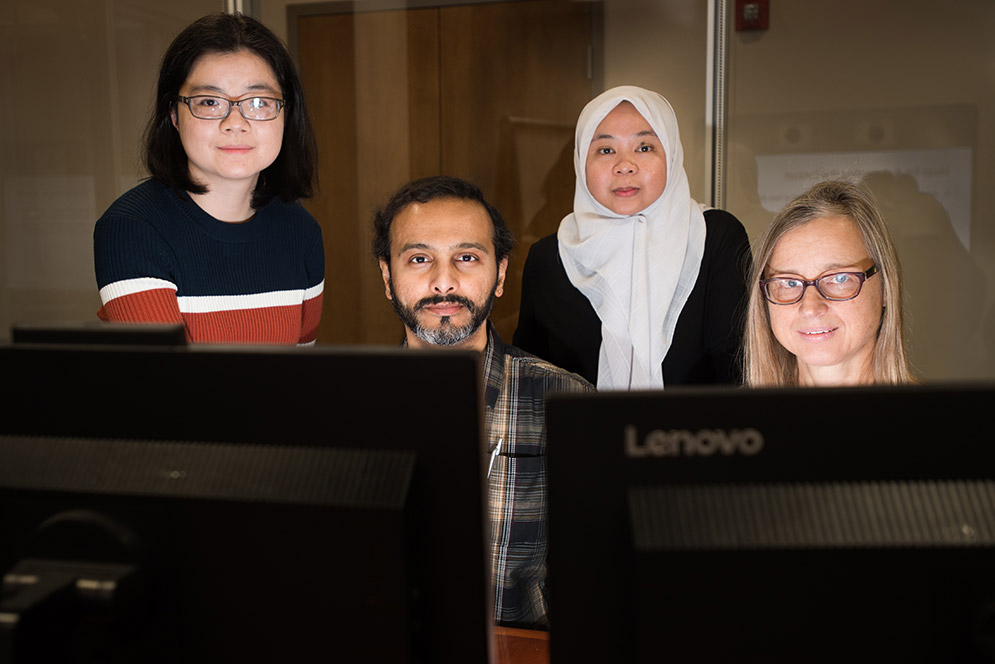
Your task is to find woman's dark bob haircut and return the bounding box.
[143,13,317,208]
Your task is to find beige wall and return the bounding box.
[724,0,995,379]
[0,0,217,338]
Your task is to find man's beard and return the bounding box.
[389,279,497,347]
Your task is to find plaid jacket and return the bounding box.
[482,323,594,628]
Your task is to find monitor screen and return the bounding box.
[0,342,489,663]
[545,383,995,663]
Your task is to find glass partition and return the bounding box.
[0,0,219,341]
[4,0,993,380]
[724,0,995,380]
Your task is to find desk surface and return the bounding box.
[494,627,549,664]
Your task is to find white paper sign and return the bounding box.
[756,148,972,249]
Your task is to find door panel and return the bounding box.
[299,10,440,344]
[297,1,596,344]
[439,1,593,339]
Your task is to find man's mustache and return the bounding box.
[415,294,477,313]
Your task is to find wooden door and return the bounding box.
[296,1,597,344]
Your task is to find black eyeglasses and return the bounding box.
[176,95,285,121]
[760,265,879,305]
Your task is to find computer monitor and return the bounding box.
[0,342,489,663]
[545,383,995,663]
[11,322,187,346]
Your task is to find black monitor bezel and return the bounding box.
[0,342,490,662]
[546,383,995,662]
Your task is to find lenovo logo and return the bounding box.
[624,425,764,458]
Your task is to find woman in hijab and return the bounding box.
[513,86,751,389]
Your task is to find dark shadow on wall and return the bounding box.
[492,125,575,340]
[863,170,987,380]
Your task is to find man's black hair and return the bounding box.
[373,175,514,265]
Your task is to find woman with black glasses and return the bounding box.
[743,180,914,386]
[93,13,323,344]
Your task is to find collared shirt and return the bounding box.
[482,323,594,628]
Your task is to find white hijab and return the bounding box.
[557,86,707,390]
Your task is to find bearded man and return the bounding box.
[373,175,592,629]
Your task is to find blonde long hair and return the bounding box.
[743,180,914,386]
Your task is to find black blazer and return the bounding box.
[513,209,752,387]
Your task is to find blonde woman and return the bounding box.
[744,180,913,386]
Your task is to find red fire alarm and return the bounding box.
[736,0,769,32]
